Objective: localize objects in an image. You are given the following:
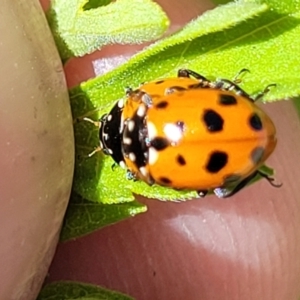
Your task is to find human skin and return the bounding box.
[0,1,74,299]
[44,0,300,300]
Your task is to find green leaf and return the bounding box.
[37,281,134,300]
[46,0,169,61]
[253,0,300,14]
[213,0,300,15]
[71,0,299,202]
[60,193,146,241]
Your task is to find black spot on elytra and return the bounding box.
[155,100,169,109]
[251,147,265,164]
[206,151,228,173]
[176,154,186,166]
[159,177,172,185]
[219,94,237,105]
[249,113,263,131]
[203,109,224,132]
[151,137,169,151]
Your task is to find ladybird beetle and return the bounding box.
[97,69,278,198]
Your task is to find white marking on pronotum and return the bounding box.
[118,99,124,108]
[137,104,147,117]
[123,137,132,145]
[129,152,136,162]
[119,161,126,169]
[149,147,159,165]
[163,123,183,144]
[107,148,113,155]
[139,166,148,177]
[107,114,112,121]
[147,121,157,140]
[128,120,135,132]
[119,117,125,134]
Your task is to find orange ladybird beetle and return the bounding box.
[98,69,278,198]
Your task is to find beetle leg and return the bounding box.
[214,169,281,198]
[177,69,209,81]
[253,84,277,102]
